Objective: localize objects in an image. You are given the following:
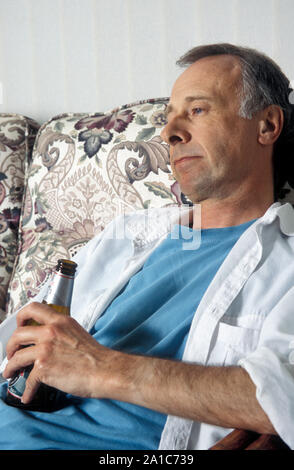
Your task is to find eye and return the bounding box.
[191,107,203,115]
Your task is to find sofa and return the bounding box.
[0,98,292,450]
[0,98,184,319]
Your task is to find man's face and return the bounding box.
[161,55,261,203]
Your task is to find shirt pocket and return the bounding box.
[208,322,261,366]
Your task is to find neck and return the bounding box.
[191,190,275,230]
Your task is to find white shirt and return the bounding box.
[1,202,294,450]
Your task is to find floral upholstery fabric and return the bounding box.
[0,114,40,319]
[6,98,189,316]
[3,98,294,319]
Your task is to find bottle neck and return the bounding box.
[43,270,75,307]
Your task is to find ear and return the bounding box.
[257,105,284,146]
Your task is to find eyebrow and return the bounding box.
[165,95,213,116]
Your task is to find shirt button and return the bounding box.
[175,437,186,450]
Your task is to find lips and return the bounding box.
[174,156,201,165]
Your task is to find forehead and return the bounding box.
[170,55,242,107]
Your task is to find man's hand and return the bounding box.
[2,302,121,404]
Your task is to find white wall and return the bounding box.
[0,0,293,124]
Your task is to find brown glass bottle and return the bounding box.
[5,259,77,412]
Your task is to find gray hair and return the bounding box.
[176,43,294,200]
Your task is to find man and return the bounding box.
[0,43,294,450]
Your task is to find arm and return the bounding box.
[112,353,276,434]
[2,302,275,435]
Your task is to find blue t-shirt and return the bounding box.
[0,220,254,450]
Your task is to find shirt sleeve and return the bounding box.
[238,285,294,449]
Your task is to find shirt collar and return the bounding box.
[258,202,294,236]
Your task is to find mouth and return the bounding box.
[174,156,201,166]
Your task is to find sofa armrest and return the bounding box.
[209,429,290,450]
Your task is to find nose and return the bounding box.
[160,117,191,147]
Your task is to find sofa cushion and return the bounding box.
[0,114,40,318]
[6,98,189,315]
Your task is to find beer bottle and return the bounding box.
[5,259,78,412]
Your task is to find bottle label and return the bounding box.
[44,271,74,306]
[7,367,32,399]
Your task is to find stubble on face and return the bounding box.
[171,142,237,203]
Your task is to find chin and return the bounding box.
[180,184,210,203]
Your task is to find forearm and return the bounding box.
[102,351,276,435]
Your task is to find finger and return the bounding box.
[5,326,40,360]
[2,345,36,379]
[21,368,41,404]
[17,302,60,328]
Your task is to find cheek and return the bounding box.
[170,161,177,179]
[207,126,240,163]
